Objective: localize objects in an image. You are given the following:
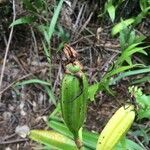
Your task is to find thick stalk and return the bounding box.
[74,128,84,150]
[74,137,84,150]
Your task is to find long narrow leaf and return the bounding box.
[132,76,150,84]
[48,120,98,149]
[104,64,142,79]
[44,85,56,105]
[46,0,64,44]
[29,130,77,150]
[15,79,51,86]
[10,16,36,27]
[111,67,150,84]
[42,40,51,64]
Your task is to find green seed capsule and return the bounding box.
[61,72,88,139]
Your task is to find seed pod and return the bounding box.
[60,63,88,139]
[96,104,135,150]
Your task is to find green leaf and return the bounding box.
[111,67,150,84]
[140,0,147,10]
[44,85,56,105]
[137,95,150,107]
[46,0,64,45]
[134,7,150,25]
[119,27,130,50]
[117,43,148,65]
[10,16,36,27]
[112,18,135,36]
[105,65,139,78]
[48,120,98,150]
[128,31,136,46]
[88,83,99,101]
[29,130,77,150]
[107,4,115,22]
[138,109,150,119]
[132,76,150,84]
[115,136,144,150]
[125,139,144,150]
[42,40,51,64]
[15,79,51,86]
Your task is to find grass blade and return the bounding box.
[46,0,64,45]
[15,79,51,86]
[111,67,150,84]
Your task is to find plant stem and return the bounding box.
[74,137,84,150]
[74,128,84,150]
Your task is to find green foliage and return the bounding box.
[105,0,115,22]
[119,26,145,50]
[103,0,124,22]
[116,43,147,66]
[28,119,144,150]
[111,18,135,36]
[88,83,99,101]
[13,0,66,106]
[129,86,150,119]
[132,75,150,84]
[55,26,70,51]
[103,0,150,26]
[10,0,65,46]
[38,0,64,46]
[88,20,149,98]
[66,64,81,74]
[134,6,150,25]
[140,0,150,12]
[10,0,46,26]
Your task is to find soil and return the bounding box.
[0,0,149,150]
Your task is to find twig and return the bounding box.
[52,62,62,91]
[71,0,78,11]
[4,133,16,140]
[78,12,93,36]
[101,53,118,77]
[30,27,39,63]
[0,0,16,101]
[0,138,28,145]
[133,136,147,150]
[73,4,85,31]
